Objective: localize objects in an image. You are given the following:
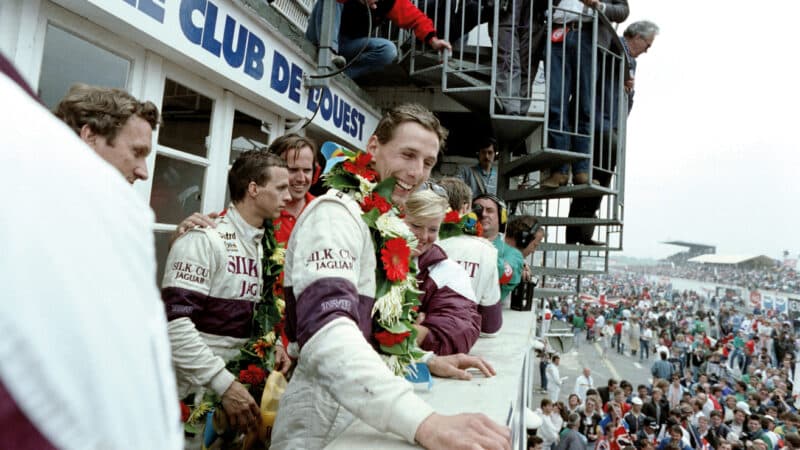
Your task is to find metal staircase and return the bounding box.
[302,0,630,298]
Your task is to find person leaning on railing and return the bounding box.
[564,20,659,245]
[541,0,629,189]
[305,0,452,80]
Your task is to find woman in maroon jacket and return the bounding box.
[403,189,481,355]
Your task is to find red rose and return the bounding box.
[239,364,266,385]
[361,193,392,214]
[444,210,461,224]
[343,153,378,181]
[375,330,411,347]
[273,271,285,298]
[380,238,411,281]
[179,401,191,422]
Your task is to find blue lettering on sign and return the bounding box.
[201,1,222,56]
[127,0,366,140]
[305,85,366,141]
[222,17,247,68]
[244,32,265,79]
[122,0,165,23]
[178,0,265,80]
[269,50,302,103]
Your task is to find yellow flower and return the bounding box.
[275,298,285,315]
[357,174,376,196]
[264,331,277,346]
[270,247,286,265]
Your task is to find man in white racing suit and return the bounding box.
[272,104,511,450]
[436,177,503,336]
[162,151,290,431]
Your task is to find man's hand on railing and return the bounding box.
[581,0,602,10]
[429,37,452,54]
[415,412,512,450]
[428,353,496,380]
[625,78,635,93]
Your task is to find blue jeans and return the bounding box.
[547,23,594,175]
[305,0,397,79]
[640,339,649,360]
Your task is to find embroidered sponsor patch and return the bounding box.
[320,298,353,312]
[305,248,357,271]
[171,261,209,285]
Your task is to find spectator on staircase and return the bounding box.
[305,0,452,80]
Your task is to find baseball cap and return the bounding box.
[632,397,644,406]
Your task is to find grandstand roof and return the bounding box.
[662,241,716,250]
[687,254,775,265]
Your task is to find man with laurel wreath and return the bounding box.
[272,104,511,450]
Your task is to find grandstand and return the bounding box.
[688,254,777,270]
[662,240,716,264]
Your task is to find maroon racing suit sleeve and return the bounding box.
[420,288,481,355]
[478,302,504,335]
[417,248,480,355]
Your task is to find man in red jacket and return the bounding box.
[306,0,451,79]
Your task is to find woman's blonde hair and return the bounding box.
[405,190,449,221]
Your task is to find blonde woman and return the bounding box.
[404,189,481,355]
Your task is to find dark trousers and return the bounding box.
[539,360,548,390]
[565,129,618,243]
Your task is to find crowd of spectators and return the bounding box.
[530,273,800,450]
[633,264,799,296]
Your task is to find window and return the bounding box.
[230,110,272,164]
[158,79,214,157]
[38,24,131,108]
[151,77,217,286]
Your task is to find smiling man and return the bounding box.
[267,133,319,236]
[273,104,511,450]
[161,151,290,434]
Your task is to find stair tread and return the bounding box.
[535,217,622,226]
[505,184,616,201]
[502,148,590,177]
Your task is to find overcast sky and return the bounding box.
[617,1,800,260]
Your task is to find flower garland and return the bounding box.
[438,210,483,240]
[322,145,425,375]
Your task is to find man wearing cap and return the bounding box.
[761,415,780,449]
[624,397,646,443]
[729,407,748,439]
[636,416,660,447]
